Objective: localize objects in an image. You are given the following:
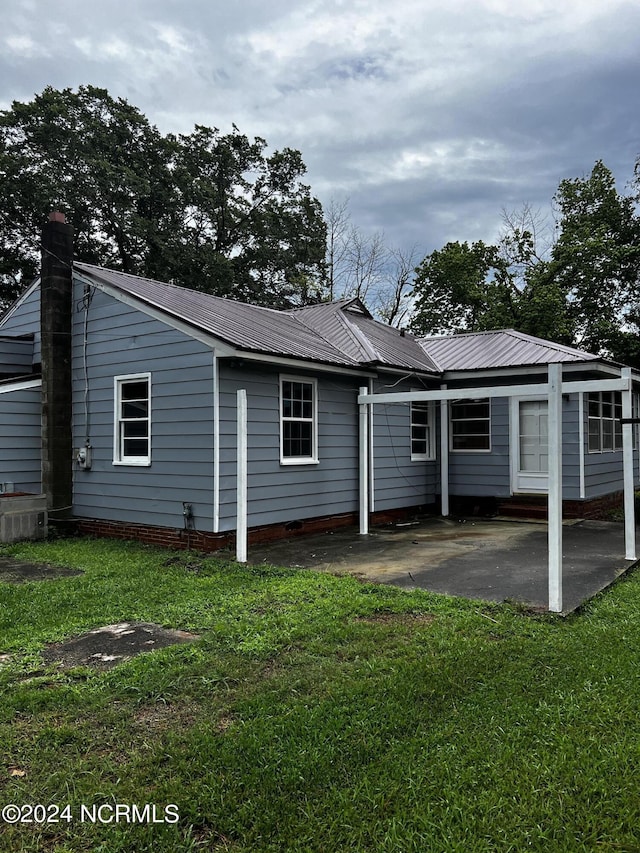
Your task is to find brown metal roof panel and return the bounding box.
[292,301,439,372]
[289,302,374,363]
[418,330,597,371]
[346,313,439,372]
[74,264,360,366]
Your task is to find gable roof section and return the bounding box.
[418,329,599,372]
[74,264,439,374]
[290,299,439,373]
[74,263,359,368]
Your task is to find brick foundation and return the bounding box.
[65,504,435,553]
[497,491,627,521]
[563,491,625,519]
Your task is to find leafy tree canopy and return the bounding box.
[410,239,518,337]
[0,85,326,308]
[410,161,640,366]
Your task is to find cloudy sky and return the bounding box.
[2,0,640,261]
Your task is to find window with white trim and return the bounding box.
[114,373,151,465]
[450,399,491,451]
[411,401,435,460]
[588,391,622,453]
[280,376,318,464]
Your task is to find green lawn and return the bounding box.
[1,537,640,852]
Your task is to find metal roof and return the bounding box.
[418,329,599,371]
[74,264,439,373]
[290,299,439,372]
[345,311,439,372]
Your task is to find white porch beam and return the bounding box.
[236,389,248,563]
[622,368,636,561]
[548,363,563,613]
[359,386,369,535]
[440,385,449,517]
[358,376,629,407]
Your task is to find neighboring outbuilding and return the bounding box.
[1,215,638,584]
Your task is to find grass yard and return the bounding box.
[1,537,640,852]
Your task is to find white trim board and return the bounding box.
[0,377,41,394]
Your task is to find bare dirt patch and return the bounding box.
[0,556,82,583]
[41,622,200,670]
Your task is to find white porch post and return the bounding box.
[440,385,449,517]
[359,386,369,535]
[236,389,248,563]
[621,367,636,561]
[548,363,563,613]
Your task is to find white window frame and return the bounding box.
[279,375,318,466]
[587,391,622,454]
[450,398,491,453]
[410,400,436,461]
[113,372,151,466]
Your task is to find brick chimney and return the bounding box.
[41,212,73,517]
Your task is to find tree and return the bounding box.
[548,160,640,354]
[0,85,176,305]
[410,240,518,337]
[322,197,422,326]
[170,125,326,306]
[0,86,326,309]
[374,244,420,328]
[409,161,640,355]
[324,197,352,301]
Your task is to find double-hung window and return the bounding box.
[450,399,491,451]
[411,401,436,460]
[588,391,622,453]
[114,373,151,465]
[280,376,318,465]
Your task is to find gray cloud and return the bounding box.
[2,0,639,263]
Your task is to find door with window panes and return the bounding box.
[515,400,548,492]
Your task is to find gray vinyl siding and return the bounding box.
[560,395,581,499]
[371,378,437,512]
[71,283,215,530]
[584,449,624,498]
[0,385,41,493]
[448,397,511,497]
[582,396,624,498]
[0,285,41,365]
[0,338,34,375]
[218,365,359,530]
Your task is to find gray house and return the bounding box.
[0,214,638,551]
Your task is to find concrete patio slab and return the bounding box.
[246,517,639,613]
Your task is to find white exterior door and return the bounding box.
[514,400,548,493]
